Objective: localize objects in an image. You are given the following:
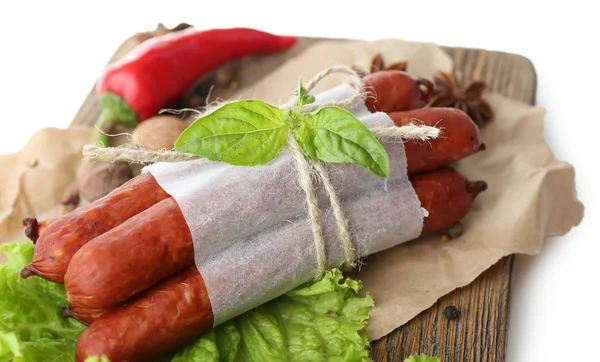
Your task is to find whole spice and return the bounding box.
[353,53,408,77]
[369,53,408,73]
[77,160,134,203]
[93,28,297,146]
[443,305,461,320]
[429,71,494,127]
[131,115,189,151]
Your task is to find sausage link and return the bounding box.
[388,108,486,175]
[64,197,194,310]
[64,112,482,311]
[75,266,213,362]
[362,70,434,113]
[20,172,170,283]
[411,166,487,235]
[72,168,487,359]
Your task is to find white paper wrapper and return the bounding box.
[144,85,426,325]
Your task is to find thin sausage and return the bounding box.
[388,108,486,175]
[362,70,434,113]
[75,266,213,362]
[20,172,170,283]
[64,197,193,309]
[410,166,487,235]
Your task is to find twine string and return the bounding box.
[83,65,440,279]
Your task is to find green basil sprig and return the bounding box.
[175,78,390,178]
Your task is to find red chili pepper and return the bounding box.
[94,27,297,146]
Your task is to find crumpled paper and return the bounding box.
[0,127,93,249]
[230,39,584,339]
[0,38,584,341]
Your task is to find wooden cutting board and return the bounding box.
[71,34,537,362]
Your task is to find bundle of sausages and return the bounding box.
[21,70,488,362]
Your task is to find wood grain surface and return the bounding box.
[369,46,536,362]
[70,32,537,362]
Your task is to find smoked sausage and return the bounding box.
[388,108,486,175]
[362,70,434,113]
[75,266,213,362]
[411,166,487,235]
[71,167,487,360]
[64,197,194,309]
[63,111,485,311]
[20,172,170,283]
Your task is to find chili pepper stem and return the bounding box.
[94,110,119,148]
[93,92,139,151]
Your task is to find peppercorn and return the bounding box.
[443,305,460,320]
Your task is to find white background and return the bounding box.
[0,1,597,360]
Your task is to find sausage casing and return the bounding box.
[362,70,434,113]
[21,172,170,283]
[75,266,213,362]
[65,197,194,310]
[410,166,487,235]
[388,108,485,175]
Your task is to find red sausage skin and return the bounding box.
[64,197,194,310]
[21,172,170,283]
[75,267,213,362]
[388,108,485,175]
[362,70,434,113]
[411,167,487,235]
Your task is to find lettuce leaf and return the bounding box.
[0,242,374,361]
[172,268,374,362]
[0,242,85,362]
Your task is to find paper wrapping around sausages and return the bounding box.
[144,85,425,325]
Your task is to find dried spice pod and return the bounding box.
[429,70,494,127]
[353,53,409,77]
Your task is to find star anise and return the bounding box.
[352,53,408,77]
[429,71,494,127]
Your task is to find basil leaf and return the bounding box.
[299,106,390,178]
[175,100,289,166]
[292,121,317,161]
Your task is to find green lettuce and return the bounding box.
[0,242,85,362]
[0,242,375,361]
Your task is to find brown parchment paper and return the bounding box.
[231,39,584,340]
[0,127,93,247]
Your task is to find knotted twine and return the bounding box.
[83,65,440,279]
